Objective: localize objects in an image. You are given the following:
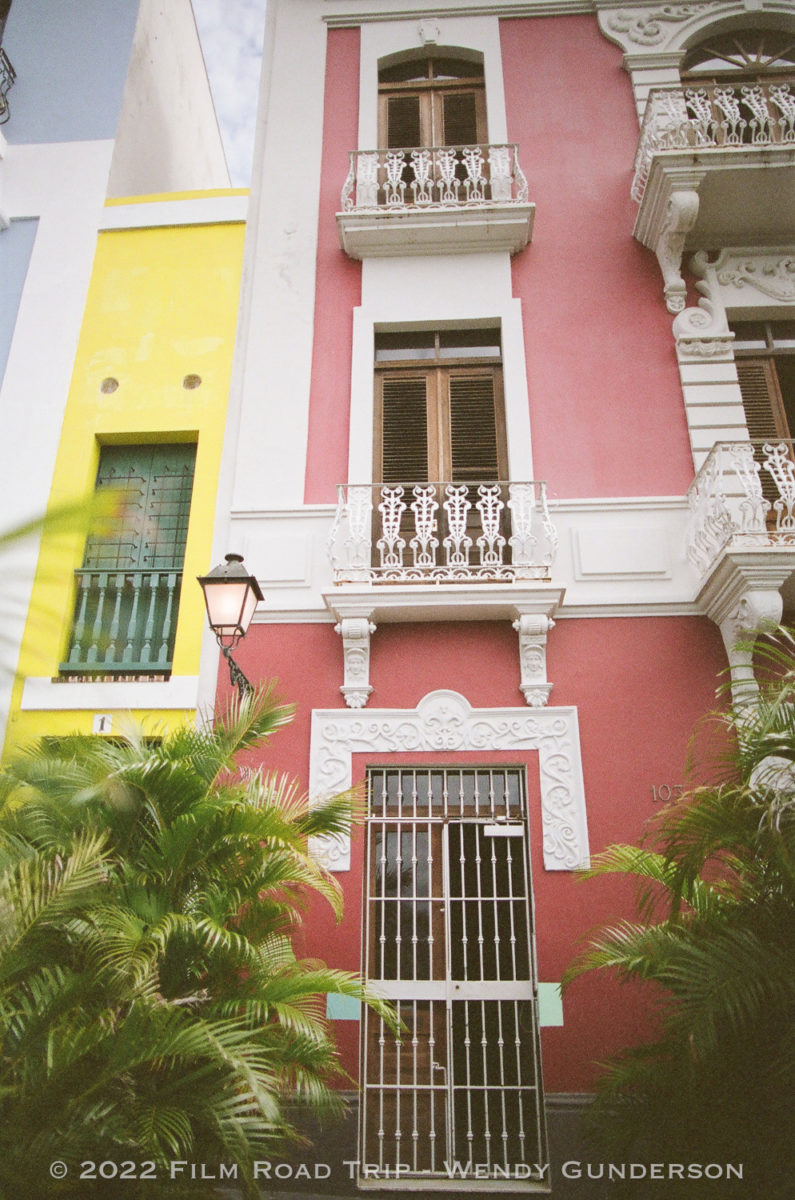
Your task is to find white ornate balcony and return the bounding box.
[325,481,563,710]
[687,441,795,702]
[632,83,795,311]
[337,144,534,258]
[687,441,795,577]
[330,480,557,585]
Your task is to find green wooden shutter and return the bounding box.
[84,444,196,570]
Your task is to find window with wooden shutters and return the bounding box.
[374,329,506,485]
[733,321,795,514]
[734,321,795,432]
[61,444,196,677]
[378,55,486,150]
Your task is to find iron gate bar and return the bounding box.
[361,767,548,1190]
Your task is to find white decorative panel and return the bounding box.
[308,689,590,874]
[573,527,670,579]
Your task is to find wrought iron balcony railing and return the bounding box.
[687,441,795,575]
[60,568,183,675]
[0,49,15,124]
[329,481,557,584]
[633,81,795,202]
[341,143,529,211]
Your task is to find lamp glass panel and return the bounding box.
[204,580,250,633]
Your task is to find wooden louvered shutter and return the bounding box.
[441,91,480,145]
[447,370,505,483]
[378,375,429,484]
[736,359,788,441]
[736,358,789,512]
[385,95,422,149]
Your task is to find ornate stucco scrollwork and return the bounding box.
[716,254,795,303]
[673,249,735,360]
[601,4,722,51]
[417,19,440,46]
[308,690,591,872]
[719,589,783,703]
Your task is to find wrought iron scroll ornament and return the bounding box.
[0,49,14,124]
[221,645,253,699]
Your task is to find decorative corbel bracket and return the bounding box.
[697,549,792,704]
[512,611,555,707]
[672,250,735,361]
[634,166,706,312]
[655,188,700,313]
[334,614,376,709]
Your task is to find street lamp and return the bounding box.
[197,553,263,698]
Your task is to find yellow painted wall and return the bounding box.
[5,197,245,753]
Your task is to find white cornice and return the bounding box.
[557,601,702,617]
[99,195,248,231]
[324,582,565,623]
[323,2,595,26]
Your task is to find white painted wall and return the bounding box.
[108,0,230,196]
[223,0,329,513]
[0,140,116,739]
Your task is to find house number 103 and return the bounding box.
[650,784,684,803]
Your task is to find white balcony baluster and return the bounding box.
[341,144,530,212]
[330,481,557,584]
[686,441,795,575]
[633,81,795,202]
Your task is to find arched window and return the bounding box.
[677,26,795,145]
[682,28,795,80]
[378,54,486,150]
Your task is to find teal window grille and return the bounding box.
[60,444,196,676]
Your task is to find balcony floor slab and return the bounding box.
[336,202,535,259]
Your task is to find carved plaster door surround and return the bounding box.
[308,689,590,874]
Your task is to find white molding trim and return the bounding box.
[358,14,509,148]
[324,2,595,25]
[21,676,200,712]
[99,195,248,231]
[308,688,590,872]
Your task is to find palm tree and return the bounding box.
[563,630,795,1198]
[0,686,392,1198]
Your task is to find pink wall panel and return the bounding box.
[304,27,362,504]
[219,615,727,1089]
[501,16,695,499]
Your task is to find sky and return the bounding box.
[191,0,268,187]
